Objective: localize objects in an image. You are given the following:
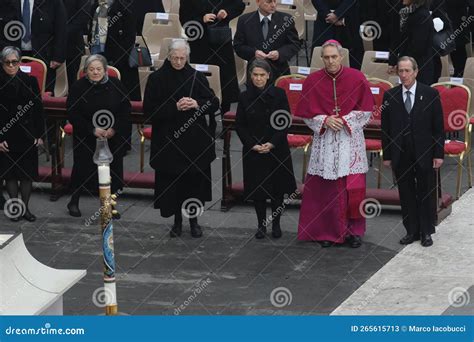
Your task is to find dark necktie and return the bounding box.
[22,0,31,43]
[262,17,269,40]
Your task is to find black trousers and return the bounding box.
[394,139,437,236]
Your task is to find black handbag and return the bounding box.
[128,37,153,68]
[207,21,232,46]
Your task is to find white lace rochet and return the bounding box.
[304,111,372,180]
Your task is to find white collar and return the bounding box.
[402,81,417,95]
[258,11,272,22]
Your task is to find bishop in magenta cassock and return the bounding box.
[295,40,374,248]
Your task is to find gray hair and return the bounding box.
[83,54,108,72]
[0,46,21,63]
[167,39,191,60]
[320,41,344,57]
[249,58,271,75]
[398,56,418,71]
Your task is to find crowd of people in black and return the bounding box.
[0,0,472,244]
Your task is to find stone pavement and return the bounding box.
[0,129,472,315]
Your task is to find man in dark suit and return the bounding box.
[0,0,67,91]
[381,56,444,248]
[233,0,301,81]
[64,0,91,89]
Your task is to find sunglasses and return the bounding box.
[3,60,20,66]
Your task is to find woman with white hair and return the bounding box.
[143,39,220,238]
[66,54,131,217]
[0,46,45,222]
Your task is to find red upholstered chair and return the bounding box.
[365,78,393,188]
[432,82,472,198]
[59,66,122,168]
[20,56,47,95]
[275,74,312,182]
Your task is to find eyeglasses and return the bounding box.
[170,56,186,62]
[3,60,20,66]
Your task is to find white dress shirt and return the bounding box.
[402,81,417,111]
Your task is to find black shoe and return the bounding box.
[255,226,266,239]
[399,234,420,245]
[320,240,332,248]
[190,224,203,238]
[170,223,182,238]
[349,235,362,248]
[23,211,36,222]
[421,234,433,247]
[67,202,81,217]
[272,223,282,238]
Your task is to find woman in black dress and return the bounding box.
[236,59,296,239]
[66,54,131,217]
[0,46,45,222]
[179,0,245,113]
[143,39,219,239]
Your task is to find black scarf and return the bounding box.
[158,59,198,100]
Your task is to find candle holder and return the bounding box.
[93,138,118,315]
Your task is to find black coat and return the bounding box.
[389,6,435,84]
[133,0,164,35]
[0,70,45,179]
[381,83,444,171]
[234,10,301,81]
[143,60,219,175]
[89,0,141,100]
[64,0,91,60]
[180,0,244,105]
[235,85,296,200]
[0,0,67,63]
[67,77,132,192]
[311,0,363,68]
[0,71,45,152]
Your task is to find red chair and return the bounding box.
[432,82,472,198]
[275,74,312,182]
[59,66,122,168]
[20,56,47,95]
[365,78,393,188]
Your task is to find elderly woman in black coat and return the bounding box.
[144,39,219,239]
[179,0,245,113]
[236,59,296,239]
[66,54,131,217]
[0,46,45,222]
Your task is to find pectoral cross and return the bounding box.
[332,77,341,115]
